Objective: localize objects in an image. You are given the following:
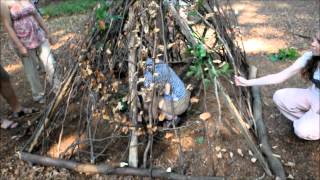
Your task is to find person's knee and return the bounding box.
[273,89,285,105]
[293,122,320,140]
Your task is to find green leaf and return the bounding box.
[196,136,204,144]
[203,78,211,89]
[269,54,279,62]
[186,71,194,77]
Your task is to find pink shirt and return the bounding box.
[10,1,45,49]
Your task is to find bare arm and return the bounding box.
[33,11,50,35]
[0,2,27,55]
[235,54,310,86]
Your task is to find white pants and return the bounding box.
[273,86,320,140]
[19,40,56,100]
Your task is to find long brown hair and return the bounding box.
[301,55,320,80]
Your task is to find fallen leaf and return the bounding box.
[216,152,222,159]
[285,162,295,167]
[248,150,253,156]
[237,148,244,157]
[159,113,166,121]
[190,97,200,104]
[251,157,257,163]
[199,112,211,121]
[120,162,128,167]
[165,133,174,139]
[287,174,294,179]
[229,152,234,158]
[215,146,221,152]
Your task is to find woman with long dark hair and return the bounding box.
[235,32,320,140]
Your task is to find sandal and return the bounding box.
[0,118,18,129]
[10,107,39,118]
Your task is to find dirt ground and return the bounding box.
[1,1,319,179]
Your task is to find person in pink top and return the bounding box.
[235,32,320,140]
[1,0,58,103]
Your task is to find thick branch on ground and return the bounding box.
[249,66,286,179]
[19,152,224,180]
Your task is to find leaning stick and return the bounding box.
[27,65,78,153]
[216,80,272,176]
[127,5,138,168]
[249,65,286,179]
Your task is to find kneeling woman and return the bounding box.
[235,33,320,140]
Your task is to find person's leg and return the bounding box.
[273,88,310,121]
[159,90,191,120]
[293,109,319,140]
[37,40,56,85]
[0,64,21,112]
[20,50,44,101]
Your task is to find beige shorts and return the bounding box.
[159,90,191,115]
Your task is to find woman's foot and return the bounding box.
[0,118,18,129]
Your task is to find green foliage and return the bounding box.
[186,43,233,89]
[95,1,122,31]
[41,0,100,18]
[269,48,299,62]
[195,136,205,144]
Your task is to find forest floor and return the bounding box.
[0,0,319,179]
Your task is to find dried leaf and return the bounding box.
[216,152,222,159]
[215,146,221,151]
[287,174,294,179]
[153,28,160,33]
[251,157,257,163]
[167,42,176,49]
[229,152,234,158]
[199,112,211,121]
[237,148,244,157]
[165,133,174,139]
[285,162,295,167]
[159,113,166,121]
[190,97,200,104]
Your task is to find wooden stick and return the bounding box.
[27,65,78,152]
[19,152,224,180]
[127,6,138,168]
[249,66,286,179]
[168,3,198,47]
[216,80,272,176]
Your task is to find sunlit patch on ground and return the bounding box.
[4,61,23,74]
[243,38,287,54]
[51,33,76,50]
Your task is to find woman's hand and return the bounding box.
[18,46,28,56]
[234,76,251,86]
